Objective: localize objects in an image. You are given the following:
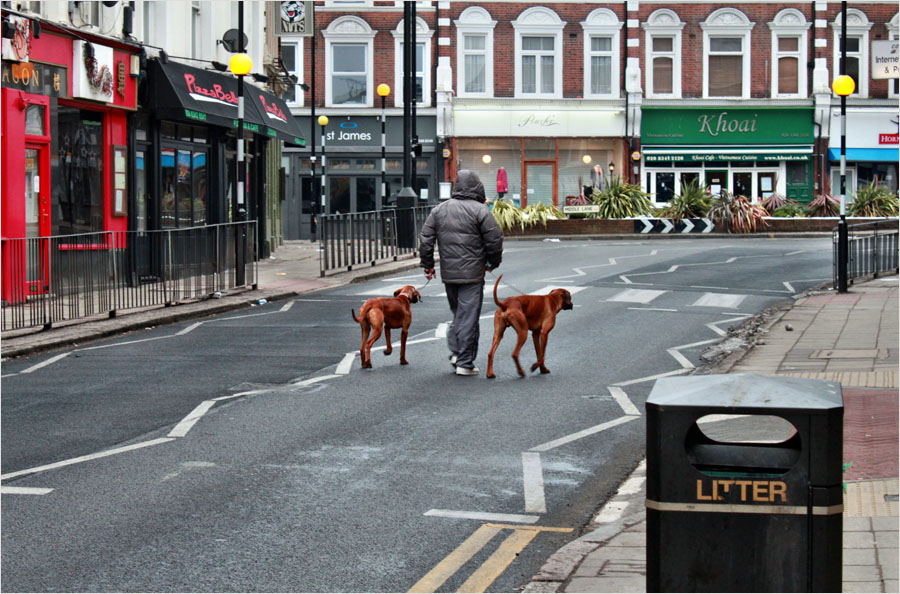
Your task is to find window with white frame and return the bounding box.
[768,9,810,98]
[512,6,564,99]
[324,16,375,107]
[392,17,433,107]
[890,13,899,97]
[280,39,304,106]
[191,1,201,59]
[642,9,684,98]
[581,8,622,98]
[832,8,872,97]
[456,6,496,98]
[701,8,755,99]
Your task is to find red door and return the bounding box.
[24,143,51,294]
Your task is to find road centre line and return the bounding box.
[529,415,638,453]
[424,509,539,524]
[0,437,174,482]
[521,452,546,514]
[0,486,55,495]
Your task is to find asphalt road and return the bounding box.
[1,238,833,592]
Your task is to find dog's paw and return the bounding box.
[383,350,392,356]
[400,359,409,365]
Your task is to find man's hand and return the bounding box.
[424,268,436,280]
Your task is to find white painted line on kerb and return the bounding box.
[0,438,174,481]
[529,415,638,453]
[617,475,646,496]
[424,509,539,524]
[521,452,547,514]
[608,386,640,416]
[168,401,217,438]
[0,486,54,495]
[594,500,630,524]
[20,352,70,374]
[336,353,356,375]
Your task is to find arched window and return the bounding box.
[512,6,565,99]
[701,8,755,99]
[831,8,873,98]
[642,9,685,98]
[323,16,376,107]
[455,6,496,98]
[581,8,623,98]
[392,17,434,107]
[768,9,811,98]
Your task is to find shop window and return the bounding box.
[643,9,684,98]
[655,172,675,203]
[702,8,753,99]
[768,9,810,98]
[281,39,304,106]
[393,17,433,107]
[57,107,104,234]
[513,6,564,99]
[890,14,899,97]
[733,172,752,198]
[581,8,622,99]
[324,16,375,107]
[456,7,496,98]
[25,103,45,136]
[832,9,872,98]
[161,122,177,139]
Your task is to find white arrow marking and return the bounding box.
[660,219,674,233]
[701,218,714,233]
[639,218,653,233]
[682,219,695,233]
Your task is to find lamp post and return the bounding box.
[318,115,329,213]
[832,73,854,293]
[377,83,390,207]
[228,51,252,222]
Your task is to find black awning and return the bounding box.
[245,87,307,147]
[148,59,245,129]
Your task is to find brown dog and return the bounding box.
[351,286,421,369]
[486,275,573,379]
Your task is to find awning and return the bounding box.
[828,148,898,162]
[643,145,813,163]
[147,59,305,146]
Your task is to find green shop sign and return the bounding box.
[645,152,809,162]
[642,107,813,145]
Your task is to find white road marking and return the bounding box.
[424,509,539,524]
[279,301,295,312]
[608,289,667,304]
[594,500,630,524]
[613,368,691,387]
[436,323,449,338]
[628,307,678,312]
[529,415,638,453]
[529,286,587,296]
[783,281,795,293]
[706,315,751,337]
[618,475,646,496]
[667,348,695,370]
[20,353,70,374]
[336,353,356,375]
[536,250,659,282]
[437,285,507,297]
[690,285,729,290]
[521,452,547,514]
[0,486,54,495]
[295,298,330,302]
[608,386,641,416]
[691,293,747,309]
[176,322,203,336]
[0,438,174,481]
[168,400,217,438]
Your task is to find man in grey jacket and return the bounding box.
[420,170,503,376]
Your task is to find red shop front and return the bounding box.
[1,13,138,303]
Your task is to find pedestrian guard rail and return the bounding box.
[833,219,899,290]
[318,206,433,276]
[1,222,257,332]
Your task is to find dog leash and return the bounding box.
[488,270,528,296]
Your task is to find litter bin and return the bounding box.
[646,374,843,593]
[396,187,418,249]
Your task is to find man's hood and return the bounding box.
[452,170,486,203]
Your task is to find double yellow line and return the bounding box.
[409,523,572,593]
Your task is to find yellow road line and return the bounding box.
[457,529,539,593]
[408,524,502,593]
[484,523,573,533]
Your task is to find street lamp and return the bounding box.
[318,115,329,213]
[377,83,390,207]
[832,73,854,293]
[229,51,252,221]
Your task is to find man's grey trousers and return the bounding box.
[444,280,485,369]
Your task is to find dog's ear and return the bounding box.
[411,289,421,303]
[393,288,402,297]
[563,290,574,310]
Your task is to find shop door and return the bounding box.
[328,176,378,214]
[705,170,728,197]
[524,162,556,207]
[25,144,51,294]
[785,161,812,204]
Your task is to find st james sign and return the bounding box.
[276,1,313,37]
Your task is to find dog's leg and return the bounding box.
[486,312,508,379]
[383,327,393,356]
[359,320,372,368]
[364,311,384,369]
[399,325,409,365]
[508,313,529,377]
[530,330,551,374]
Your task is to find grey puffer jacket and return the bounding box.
[419,170,503,284]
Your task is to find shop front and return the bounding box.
[1,14,139,303]
[641,107,815,204]
[827,108,898,197]
[282,115,437,240]
[450,104,625,208]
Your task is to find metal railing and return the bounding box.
[318,206,433,276]
[1,222,257,332]
[833,219,899,290]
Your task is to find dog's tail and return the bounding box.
[493,274,506,310]
[351,308,360,323]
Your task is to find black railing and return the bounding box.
[833,219,899,289]
[318,206,433,276]
[1,222,257,332]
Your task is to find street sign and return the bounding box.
[562,205,600,214]
[871,40,899,80]
[276,1,314,37]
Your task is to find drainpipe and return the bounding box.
[623,1,629,184]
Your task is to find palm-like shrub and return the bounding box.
[805,194,840,217]
[759,193,797,215]
[592,175,654,218]
[706,191,769,233]
[522,202,565,227]
[772,204,806,217]
[849,181,899,217]
[491,198,526,232]
[654,179,711,218]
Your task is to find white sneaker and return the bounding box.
[455,366,479,376]
[449,355,458,367]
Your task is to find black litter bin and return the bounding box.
[646,373,843,593]
[396,187,418,249]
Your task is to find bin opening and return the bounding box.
[687,415,801,477]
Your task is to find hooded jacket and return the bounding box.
[419,170,503,284]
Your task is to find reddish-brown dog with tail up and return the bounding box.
[351,286,421,369]
[486,275,573,379]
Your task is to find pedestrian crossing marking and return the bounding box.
[691,292,748,309]
[528,285,587,296]
[608,289,667,304]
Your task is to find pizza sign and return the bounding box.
[277,1,314,37]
